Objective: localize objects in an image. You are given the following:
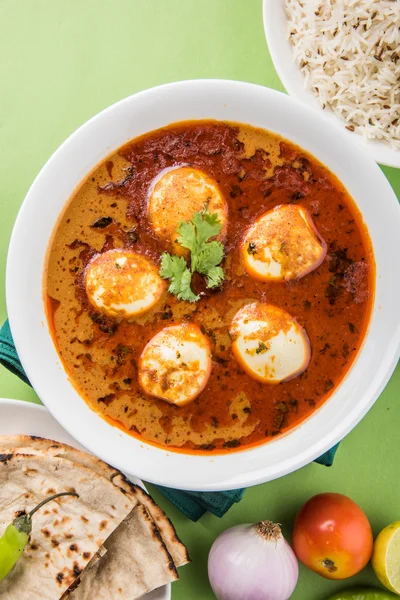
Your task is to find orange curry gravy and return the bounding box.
[45,121,374,454]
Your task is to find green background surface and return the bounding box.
[0,1,399,598]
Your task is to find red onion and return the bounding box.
[208,520,298,600]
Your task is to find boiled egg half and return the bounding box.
[148,166,228,249]
[229,302,310,384]
[139,323,212,406]
[85,249,165,318]
[242,204,326,281]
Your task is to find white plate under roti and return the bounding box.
[0,398,171,600]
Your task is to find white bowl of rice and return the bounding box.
[263,0,400,168]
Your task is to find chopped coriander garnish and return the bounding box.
[324,379,334,393]
[205,266,224,289]
[255,341,268,354]
[91,216,112,229]
[159,211,225,302]
[223,439,241,448]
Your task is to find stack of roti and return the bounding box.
[0,435,189,599]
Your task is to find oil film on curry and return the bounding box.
[45,120,374,454]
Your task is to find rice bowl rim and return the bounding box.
[263,0,400,169]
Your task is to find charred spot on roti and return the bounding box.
[66,577,81,594]
[99,520,108,531]
[51,539,60,547]
[73,563,83,578]
[144,509,179,578]
[83,551,91,560]
[169,560,176,572]
[41,528,51,538]
[69,543,78,552]
[0,453,13,463]
[56,573,64,584]
[61,515,71,524]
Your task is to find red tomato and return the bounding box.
[292,493,373,579]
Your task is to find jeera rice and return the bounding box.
[285,0,400,150]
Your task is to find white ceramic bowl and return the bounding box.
[6,80,400,491]
[263,0,400,169]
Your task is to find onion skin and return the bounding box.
[208,521,298,600]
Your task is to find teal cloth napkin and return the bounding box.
[0,319,338,520]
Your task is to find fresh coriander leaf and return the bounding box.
[160,211,225,302]
[160,252,186,280]
[176,212,221,253]
[159,253,199,302]
[176,220,197,254]
[256,342,268,354]
[177,269,200,302]
[159,253,187,295]
[192,211,222,246]
[206,266,224,289]
[196,241,224,274]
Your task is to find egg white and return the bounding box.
[230,302,310,384]
[242,204,327,281]
[85,249,165,318]
[139,323,212,406]
[148,166,228,250]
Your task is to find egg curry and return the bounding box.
[45,121,374,453]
